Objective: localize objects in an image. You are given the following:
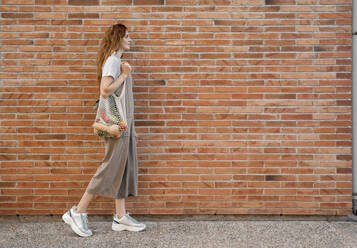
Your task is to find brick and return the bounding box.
[133,0,164,5]
[2,13,33,18]
[0,182,16,188]
[68,0,98,5]
[266,0,296,4]
[35,0,66,4]
[102,0,131,4]
[2,0,34,4]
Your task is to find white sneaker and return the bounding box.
[112,212,146,232]
[62,206,93,237]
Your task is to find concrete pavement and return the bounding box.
[0,215,356,248]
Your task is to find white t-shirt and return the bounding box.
[102,53,121,80]
[101,52,125,99]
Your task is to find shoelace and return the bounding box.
[80,213,89,231]
[74,207,89,231]
[126,212,140,224]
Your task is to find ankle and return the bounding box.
[116,212,126,219]
[75,206,87,214]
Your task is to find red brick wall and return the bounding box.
[0,0,352,216]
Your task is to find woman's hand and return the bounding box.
[121,61,132,75]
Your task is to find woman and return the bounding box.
[62,24,145,237]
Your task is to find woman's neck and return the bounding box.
[114,49,123,59]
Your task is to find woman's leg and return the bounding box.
[76,191,95,213]
[115,197,126,218]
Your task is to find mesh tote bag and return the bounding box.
[92,81,127,138]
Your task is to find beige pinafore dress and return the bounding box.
[85,54,138,199]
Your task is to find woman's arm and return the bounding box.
[100,72,127,99]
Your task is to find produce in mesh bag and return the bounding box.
[93,121,127,138]
[92,88,127,138]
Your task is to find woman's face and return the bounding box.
[121,30,131,51]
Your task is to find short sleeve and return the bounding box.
[102,57,121,79]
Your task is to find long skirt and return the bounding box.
[85,118,138,199]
